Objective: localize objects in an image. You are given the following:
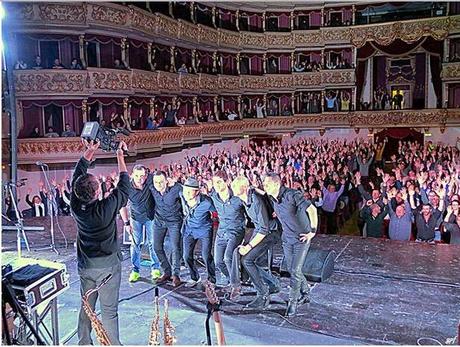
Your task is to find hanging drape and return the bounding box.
[250,55,263,75]
[198,97,213,113]
[129,39,149,70]
[175,47,192,67]
[310,12,321,27]
[86,35,122,69]
[448,85,460,108]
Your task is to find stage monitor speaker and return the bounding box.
[280,247,335,283]
[302,248,335,282]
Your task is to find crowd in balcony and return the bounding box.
[14,55,84,70]
[8,137,460,245]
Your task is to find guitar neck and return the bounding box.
[212,311,226,345]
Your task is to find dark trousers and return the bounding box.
[153,220,183,277]
[323,210,337,234]
[183,232,216,283]
[78,263,122,345]
[237,232,280,296]
[214,233,244,282]
[283,240,310,301]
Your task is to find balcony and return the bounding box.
[13,68,356,97]
[3,108,459,166]
[6,2,460,51]
[441,62,460,81]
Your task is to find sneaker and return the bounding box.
[151,269,162,280]
[185,278,200,288]
[245,295,269,309]
[298,292,311,305]
[129,271,140,283]
[229,286,242,301]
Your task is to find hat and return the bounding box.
[183,177,200,190]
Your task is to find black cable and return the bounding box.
[205,309,212,345]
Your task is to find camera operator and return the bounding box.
[71,139,130,345]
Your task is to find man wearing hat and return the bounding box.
[181,177,217,286]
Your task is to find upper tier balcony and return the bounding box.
[13,68,356,98]
[6,2,460,50]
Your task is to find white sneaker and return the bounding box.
[185,278,200,288]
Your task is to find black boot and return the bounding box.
[285,301,298,317]
[298,292,311,305]
[269,285,280,295]
[246,295,270,309]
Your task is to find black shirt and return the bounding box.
[243,189,279,236]
[210,189,246,238]
[128,173,155,223]
[269,186,313,243]
[70,157,129,269]
[150,182,183,224]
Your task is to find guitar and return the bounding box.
[203,280,226,345]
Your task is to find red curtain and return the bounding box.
[448,84,460,108]
[279,56,291,73]
[63,105,82,134]
[278,13,290,28]
[429,55,442,108]
[310,12,321,27]
[129,40,149,70]
[250,56,263,75]
[59,39,79,68]
[20,105,41,138]
[280,95,291,108]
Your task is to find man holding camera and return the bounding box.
[120,165,162,283]
[71,139,129,345]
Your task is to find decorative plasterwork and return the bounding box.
[441,62,460,81]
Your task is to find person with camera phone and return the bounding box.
[70,138,130,345]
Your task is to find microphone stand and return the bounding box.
[4,184,30,258]
[37,164,59,255]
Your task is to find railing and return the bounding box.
[6,2,460,50]
[3,108,459,165]
[13,68,356,97]
[441,62,460,81]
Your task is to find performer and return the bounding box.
[263,173,317,316]
[120,164,161,283]
[230,176,281,309]
[150,171,183,286]
[71,139,129,345]
[206,170,246,286]
[181,177,217,286]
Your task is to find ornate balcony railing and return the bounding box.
[6,2,460,50]
[441,62,460,81]
[4,108,459,165]
[13,68,356,97]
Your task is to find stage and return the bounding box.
[2,220,459,345]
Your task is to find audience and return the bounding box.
[61,123,76,137]
[44,126,59,138]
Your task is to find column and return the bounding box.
[236,53,241,75]
[443,38,450,62]
[192,49,197,72]
[263,53,267,74]
[212,7,217,28]
[263,94,267,111]
[170,46,176,72]
[352,47,357,68]
[121,38,129,68]
[291,52,295,71]
[82,99,88,124]
[352,5,356,25]
[169,2,174,18]
[291,93,295,113]
[321,90,325,111]
[321,49,325,68]
[236,10,240,31]
[352,87,356,111]
[79,35,86,68]
[148,43,154,70]
[213,96,218,116]
[290,11,294,31]
[237,95,242,115]
[190,2,196,23]
[212,51,217,73]
[321,8,325,27]
[150,97,156,118]
[262,12,266,31]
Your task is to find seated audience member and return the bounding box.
[443,213,460,244]
[30,126,41,138]
[281,106,293,116]
[414,204,442,243]
[70,58,83,70]
[227,110,238,121]
[360,199,389,238]
[178,64,188,74]
[31,55,43,69]
[177,116,186,126]
[197,110,207,123]
[52,58,65,69]
[45,126,60,138]
[208,112,216,122]
[185,114,197,125]
[114,59,127,69]
[61,123,76,137]
[14,59,27,69]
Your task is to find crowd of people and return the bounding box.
[13,137,460,245]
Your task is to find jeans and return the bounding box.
[183,232,216,283]
[214,233,244,282]
[323,210,337,234]
[78,263,122,345]
[130,219,160,273]
[153,220,183,277]
[241,232,280,296]
[283,240,311,301]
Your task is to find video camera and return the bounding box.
[80,122,130,152]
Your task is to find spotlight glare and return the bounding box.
[0,3,5,20]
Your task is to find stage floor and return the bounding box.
[2,228,459,345]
